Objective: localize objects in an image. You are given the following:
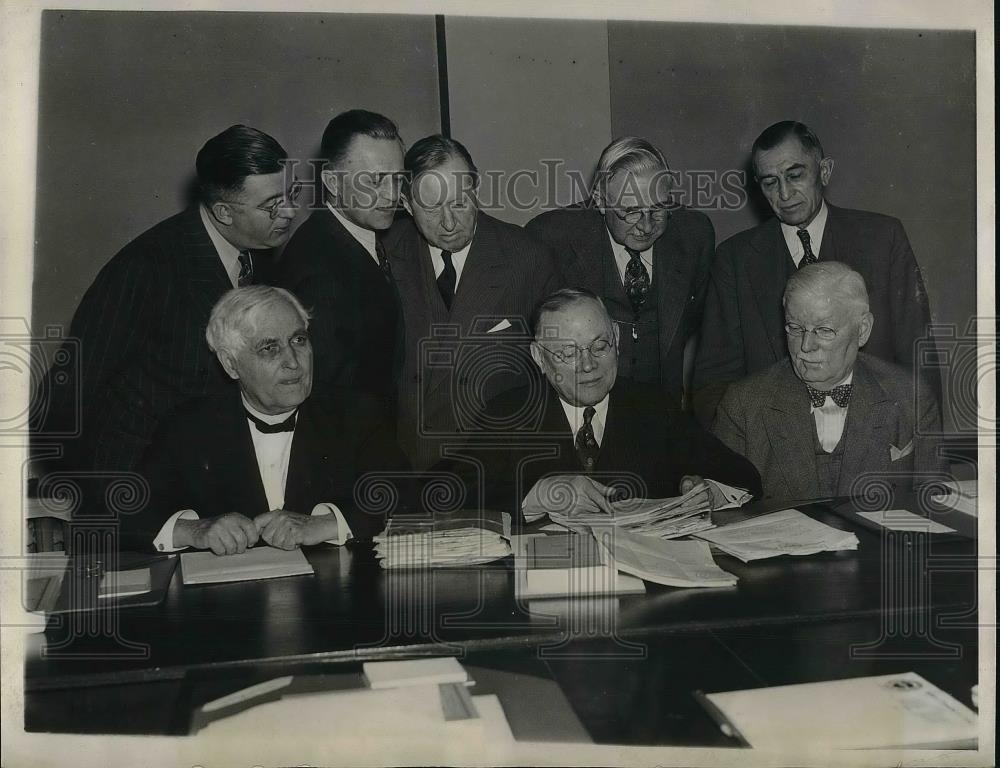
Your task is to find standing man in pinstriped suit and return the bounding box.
[37,125,299,489]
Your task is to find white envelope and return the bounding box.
[487,318,512,333]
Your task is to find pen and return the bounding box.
[692,689,751,747]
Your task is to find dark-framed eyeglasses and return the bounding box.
[540,337,615,364]
[784,322,838,342]
[223,179,303,219]
[610,201,673,226]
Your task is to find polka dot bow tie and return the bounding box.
[806,383,853,409]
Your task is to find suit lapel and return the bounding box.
[762,363,820,499]
[284,399,325,513]
[449,213,509,325]
[561,209,609,292]
[218,395,271,516]
[836,359,893,496]
[746,219,791,362]
[541,385,580,474]
[653,217,697,358]
[180,207,232,309]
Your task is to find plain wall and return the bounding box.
[445,17,612,225]
[32,10,441,336]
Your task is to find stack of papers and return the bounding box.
[694,509,858,562]
[932,479,978,517]
[599,529,737,588]
[705,479,754,510]
[363,657,468,689]
[549,484,715,538]
[181,546,314,585]
[374,527,511,569]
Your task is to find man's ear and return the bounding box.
[819,156,835,187]
[612,322,621,347]
[529,341,544,372]
[857,311,874,348]
[217,350,240,381]
[209,201,234,227]
[592,188,606,215]
[321,168,341,199]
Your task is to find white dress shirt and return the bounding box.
[607,229,654,284]
[781,200,829,267]
[152,396,352,551]
[327,203,379,265]
[199,204,243,287]
[429,241,473,292]
[558,394,610,446]
[810,371,854,453]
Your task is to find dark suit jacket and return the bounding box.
[439,376,761,522]
[711,353,945,502]
[38,207,236,475]
[276,208,403,404]
[122,388,408,551]
[525,203,715,398]
[384,211,564,470]
[693,204,934,424]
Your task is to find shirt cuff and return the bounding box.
[153,509,199,552]
[310,503,353,545]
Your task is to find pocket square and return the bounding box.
[890,440,914,461]
[487,319,512,334]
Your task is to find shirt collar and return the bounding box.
[199,204,242,283]
[326,202,378,260]
[781,199,829,259]
[807,369,855,412]
[558,393,611,436]
[605,227,653,262]
[241,393,297,426]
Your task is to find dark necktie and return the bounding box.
[245,409,297,434]
[575,406,599,472]
[237,250,254,287]
[375,237,392,281]
[806,383,853,409]
[797,229,818,266]
[623,248,651,315]
[437,250,456,310]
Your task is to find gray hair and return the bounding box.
[531,287,612,339]
[591,136,671,202]
[783,261,870,318]
[206,285,311,359]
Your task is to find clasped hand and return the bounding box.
[176,510,336,555]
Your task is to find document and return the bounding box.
[857,508,956,534]
[599,529,737,588]
[932,479,978,517]
[363,657,469,689]
[180,546,314,585]
[98,567,151,599]
[374,526,511,569]
[694,509,858,562]
[703,672,978,750]
[549,484,715,539]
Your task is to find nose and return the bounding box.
[634,210,655,233]
[778,178,794,201]
[577,348,598,373]
[275,200,296,221]
[800,330,819,353]
[280,343,301,369]
[441,205,457,231]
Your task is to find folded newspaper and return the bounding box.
[596,528,738,588]
[373,527,511,569]
[694,508,859,562]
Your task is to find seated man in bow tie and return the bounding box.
[712,262,945,501]
[123,285,406,553]
[443,288,760,522]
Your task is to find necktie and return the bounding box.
[623,248,651,315]
[575,406,599,472]
[245,409,297,433]
[237,250,254,287]
[437,250,456,310]
[797,229,818,266]
[806,383,852,409]
[375,237,392,281]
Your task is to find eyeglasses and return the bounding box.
[610,202,673,226]
[784,322,838,342]
[540,338,615,364]
[223,180,302,219]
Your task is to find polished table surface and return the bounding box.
[24,495,981,743]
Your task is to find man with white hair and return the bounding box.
[712,262,944,501]
[526,136,715,406]
[122,285,405,553]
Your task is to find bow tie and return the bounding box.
[245,409,297,433]
[806,383,853,409]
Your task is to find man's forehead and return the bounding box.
[754,138,819,173]
[341,135,403,170]
[605,166,671,204]
[785,292,847,322]
[539,302,611,336]
[238,170,288,201]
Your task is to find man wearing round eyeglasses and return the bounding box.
[526,136,716,409]
[442,288,760,522]
[38,125,297,484]
[712,262,944,501]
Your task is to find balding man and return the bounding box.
[124,286,406,553]
[526,136,715,406]
[694,120,934,424]
[712,262,945,502]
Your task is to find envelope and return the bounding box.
[487,319,512,334]
[890,440,914,461]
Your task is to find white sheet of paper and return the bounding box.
[180,546,313,585]
[364,657,468,689]
[857,508,956,534]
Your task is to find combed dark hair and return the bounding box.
[403,134,478,194]
[751,121,825,163]
[196,125,288,204]
[530,287,607,338]
[320,109,402,167]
